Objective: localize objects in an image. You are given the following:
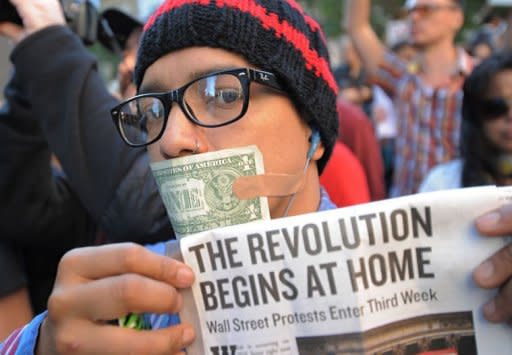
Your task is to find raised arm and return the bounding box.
[5,0,173,243]
[344,0,386,75]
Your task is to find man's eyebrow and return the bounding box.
[138,66,243,95]
[188,66,241,81]
[138,83,169,95]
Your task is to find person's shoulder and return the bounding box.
[337,99,368,122]
[427,159,463,181]
[456,47,475,76]
[419,160,463,193]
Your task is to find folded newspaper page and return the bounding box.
[175,186,512,354]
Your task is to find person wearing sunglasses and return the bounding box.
[345,0,474,198]
[420,51,512,191]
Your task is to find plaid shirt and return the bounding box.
[373,49,473,197]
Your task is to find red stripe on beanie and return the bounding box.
[144,0,338,95]
[218,0,337,94]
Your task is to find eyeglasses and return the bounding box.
[111,68,284,147]
[479,97,512,120]
[405,3,459,18]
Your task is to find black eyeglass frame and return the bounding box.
[111,67,285,147]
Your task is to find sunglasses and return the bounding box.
[479,97,512,120]
[405,3,459,18]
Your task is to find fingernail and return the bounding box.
[176,267,194,284]
[477,212,501,229]
[483,299,496,318]
[182,327,195,344]
[475,260,494,280]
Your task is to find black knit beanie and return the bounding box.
[134,0,339,173]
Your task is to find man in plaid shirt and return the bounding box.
[345,0,474,196]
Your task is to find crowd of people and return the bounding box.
[0,0,511,353]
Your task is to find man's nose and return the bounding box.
[157,104,207,159]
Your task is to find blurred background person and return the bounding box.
[467,31,495,64]
[97,7,144,99]
[337,99,386,200]
[333,36,386,201]
[345,0,474,197]
[420,51,512,191]
[333,37,374,117]
[370,40,417,193]
[478,7,507,51]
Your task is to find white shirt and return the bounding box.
[418,159,463,193]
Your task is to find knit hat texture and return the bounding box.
[134,0,339,172]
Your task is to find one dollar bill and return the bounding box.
[151,145,270,238]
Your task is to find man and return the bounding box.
[345,0,473,196]
[1,0,339,353]
[2,1,511,354]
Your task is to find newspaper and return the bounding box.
[175,186,512,354]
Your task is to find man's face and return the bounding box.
[140,47,323,218]
[117,28,142,100]
[405,0,463,47]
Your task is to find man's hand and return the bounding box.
[474,204,512,324]
[1,0,65,44]
[38,243,196,354]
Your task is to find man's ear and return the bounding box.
[453,9,464,32]
[312,140,325,161]
[307,129,324,161]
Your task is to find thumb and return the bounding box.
[476,203,512,236]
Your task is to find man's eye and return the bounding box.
[214,89,242,105]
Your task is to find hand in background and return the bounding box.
[2,0,65,44]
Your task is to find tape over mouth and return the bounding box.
[232,173,306,200]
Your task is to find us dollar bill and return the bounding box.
[151,145,270,238]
